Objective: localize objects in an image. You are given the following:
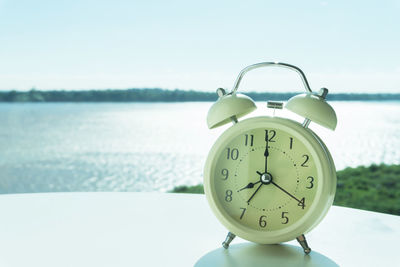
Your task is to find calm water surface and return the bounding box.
[0,102,399,194]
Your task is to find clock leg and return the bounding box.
[222,232,236,249]
[296,234,311,254]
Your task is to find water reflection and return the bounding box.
[0,101,399,193]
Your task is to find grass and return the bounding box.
[171,184,205,194]
[170,163,400,216]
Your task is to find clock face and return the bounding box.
[204,116,336,243]
[214,126,318,232]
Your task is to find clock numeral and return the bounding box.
[306,176,314,189]
[226,148,239,160]
[298,197,305,209]
[289,137,293,149]
[221,168,229,180]
[244,134,254,146]
[281,212,289,224]
[301,154,309,167]
[265,130,276,142]
[239,207,246,219]
[259,215,267,228]
[225,190,233,202]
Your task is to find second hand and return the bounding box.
[247,183,263,204]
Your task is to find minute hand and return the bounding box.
[270,181,302,204]
[264,130,269,173]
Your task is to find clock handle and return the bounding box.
[228,61,337,131]
[230,62,313,95]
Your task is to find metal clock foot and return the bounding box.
[222,232,236,249]
[296,234,311,254]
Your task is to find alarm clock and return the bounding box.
[203,62,337,254]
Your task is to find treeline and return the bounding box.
[0,88,216,102]
[0,88,399,102]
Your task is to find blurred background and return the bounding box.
[0,0,399,214]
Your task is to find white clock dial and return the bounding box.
[214,127,318,231]
[204,116,336,244]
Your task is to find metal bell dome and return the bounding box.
[206,62,337,131]
[285,89,337,130]
[207,91,256,129]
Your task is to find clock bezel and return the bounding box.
[204,116,336,244]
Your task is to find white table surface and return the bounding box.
[0,192,398,267]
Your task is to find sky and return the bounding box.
[0,0,399,93]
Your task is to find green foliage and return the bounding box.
[171,185,204,194]
[171,164,400,215]
[1,89,400,102]
[334,164,400,215]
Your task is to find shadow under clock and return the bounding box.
[195,243,338,267]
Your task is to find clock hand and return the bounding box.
[237,180,261,192]
[270,181,303,204]
[264,130,269,173]
[247,183,263,204]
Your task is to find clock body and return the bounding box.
[204,116,336,244]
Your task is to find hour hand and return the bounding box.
[237,181,260,192]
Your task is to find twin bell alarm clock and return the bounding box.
[203,62,337,254]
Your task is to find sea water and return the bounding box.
[0,101,399,194]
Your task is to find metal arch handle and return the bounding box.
[231,62,313,94]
